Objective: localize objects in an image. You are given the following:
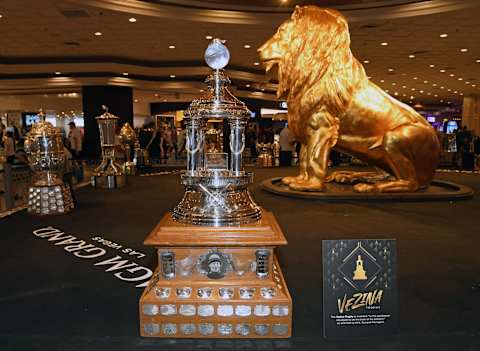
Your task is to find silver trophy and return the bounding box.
[91,106,127,189]
[172,39,262,226]
[24,110,74,215]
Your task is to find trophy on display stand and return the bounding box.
[119,122,137,176]
[24,110,74,215]
[139,39,292,339]
[91,106,127,189]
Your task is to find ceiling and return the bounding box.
[0,0,479,111]
[140,0,426,12]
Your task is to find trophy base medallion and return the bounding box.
[91,174,127,189]
[139,211,292,338]
[27,184,74,215]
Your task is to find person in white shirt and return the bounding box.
[68,122,83,157]
[279,125,295,166]
[67,122,84,181]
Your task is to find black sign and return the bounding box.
[322,239,398,338]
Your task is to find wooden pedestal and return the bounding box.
[139,211,292,338]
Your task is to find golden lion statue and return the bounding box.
[258,6,440,192]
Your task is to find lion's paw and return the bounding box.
[325,171,355,184]
[282,175,304,185]
[353,183,378,193]
[289,179,325,192]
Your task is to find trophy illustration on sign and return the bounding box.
[353,255,368,281]
[138,39,292,338]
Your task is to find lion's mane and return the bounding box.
[279,7,366,125]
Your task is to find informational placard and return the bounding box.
[322,239,397,338]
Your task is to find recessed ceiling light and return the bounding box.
[0,14,3,19]
[385,89,390,93]
[458,77,463,81]
[205,35,213,40]
[55,71,61,75]
[419,90,424,93]
[163,98,168,102]
[447,88,452,91]
[432,83,437,86]
[122,72,128,76]
[449,73,455,77]
[200,89,204,93]
[413,77,418,80]
[381,42,388,46]
[440,33,448,38]
[465,82,470,84]
[427,92,431,95]
[460,48,468,52]
[129,17,137,23]
[460,93,464,96]
[246,84,251,88]
[261,88,265,91]
[169,74,176,78]
[429,64,435,68]
[434,94,438,97]
[440,86,445,89]
[134,99,139,103]
[168,45,176,49]
[440,69,446,73]
[388,68,394,72]
[253,62,260,66]
[94,31,102,36]
[380,79,385,83]
[392,82,397,86]
[402,85,407,88]
[243,44,251,49]
[154,93,159,97]
[423,80,428,83]
[472,84,477,87]
[363,60,370,64]
[394,92,399,96]
[408,54,415,59]
[440,99,444,102]
[367,76,372,79]
[411,88,416,91]
[476,59,480,63]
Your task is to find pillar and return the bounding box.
[462,95,480,135]
[82,86,133,158]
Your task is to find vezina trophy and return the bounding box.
[139,39,292,339]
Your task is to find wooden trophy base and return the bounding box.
[139,211,292,338]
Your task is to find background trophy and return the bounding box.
[139,39,292,339]
[119,122,137,176]
[24,110,74,215]
[91,106,127,189]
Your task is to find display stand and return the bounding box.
[139,211,292,338]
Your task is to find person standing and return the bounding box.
[0,122,6,147]
[279,124,295,167]
[3,129,16,164]
[68,122,83,157]
[68,122,84,181]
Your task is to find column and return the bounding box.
[82,86,134,159]
[462,95,480,135]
